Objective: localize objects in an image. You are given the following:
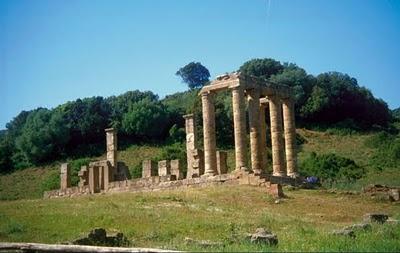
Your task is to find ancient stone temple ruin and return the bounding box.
[44,72,300,199]
[194,72,299,178]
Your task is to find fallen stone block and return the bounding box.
[363,213,389,224]
[343,223,371,231]
[247,228,278,246]
[72,228,130,247]
[331,229,355,238]
[184,237,223,248]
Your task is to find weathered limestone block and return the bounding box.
[142,160,158,178]
[184,114,202,179]
[201,92,217,176]
[216,151,228,175]
[78,166,89,187]
[231,87,247,170]
[187,149,204,178]
[60,163,71,190]
[170,159,183,180]
[88,166,100,194]
[158,160,171,176]
[105,128,117,168]
[268,184,284,198]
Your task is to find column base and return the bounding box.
[201,173,216,178]
[272,171,287,177]
[235,166,250,172]
[287,172,300,178]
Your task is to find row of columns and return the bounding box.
[201,88,298,177]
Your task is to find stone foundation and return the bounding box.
[44,171,300,199]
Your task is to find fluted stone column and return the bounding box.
[269,96,285,176]
[231,87,247,170]
[248,89,263,175]
[282,98,298,177]
[259,101,268,172]
[201,92,217,176]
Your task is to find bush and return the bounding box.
[69,158,91,186]
[365,132,400,169]
[300,152,365,186]
[39,170,59,193]
[152,142,187,177]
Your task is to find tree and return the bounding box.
[122,99,168,139]
[269,63,314,111]
[176,62,210,89]
[14,108,69,165]
[239,58,284,80]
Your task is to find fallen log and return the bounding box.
[0,242,180,253]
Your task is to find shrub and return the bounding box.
[300,152,364,186]
[39,170,59,193]
[365,132,400,169]
[69,158,91,186]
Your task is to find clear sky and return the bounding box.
[1,0,399,129]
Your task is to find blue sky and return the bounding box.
[1,0,400,129]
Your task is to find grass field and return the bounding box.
[0,129,399,251]
[0,185,399,251]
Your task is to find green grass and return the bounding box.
[1,129,400,251]
[0,185,399,251]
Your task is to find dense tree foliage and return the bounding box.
[176,62,210,89]
[122,99,168,139]
[393,108,400,120]
[0,58,394,173]
[239,59,391,128]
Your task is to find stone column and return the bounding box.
[60,163,71,190]
[269,96,285,176]
[247,89,263,175]
[201,92,217,176]
[259,101,268,172]
[231,86,247,170]
[184,114,196,178]
[282,98,298,177]
[105,128,117,168]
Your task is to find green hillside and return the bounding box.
[1,128,399,201]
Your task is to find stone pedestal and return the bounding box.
[216,151,228,175]
[171,159,183,180]
[201,93,217,176]
[60,163,71,190]
[231,87,247,170]
[248,89,263,175]
[158,160,171,176]
[78,166,89,187]
[105,128,117,168]
[187,149,204,178]
[184,114,200,179]
[142,160,158,178]
[282,99,298,177]
[269,96,285,176]
[88,166,100,194]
